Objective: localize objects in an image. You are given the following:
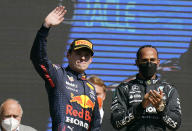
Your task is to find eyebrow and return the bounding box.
[140,58,157,61]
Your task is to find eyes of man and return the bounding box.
[74,50,92,57]
[140,58,157,63]
[4,115,19,118]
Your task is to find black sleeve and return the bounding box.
[30,25,57,88]
[161,87,182,130]
[110,83,145,129]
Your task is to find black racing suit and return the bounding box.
[111,75,181,131]
[30,25,101,131]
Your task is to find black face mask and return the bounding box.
[139,62,157,79]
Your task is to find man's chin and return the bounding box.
[75,67,88,73]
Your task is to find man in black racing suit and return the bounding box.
[111,45,181,131]
[30,6,101,131]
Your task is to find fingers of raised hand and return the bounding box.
[60,6,67,16]
[58,10,67,21]
[54,6,62,14]
[47,6,67,25]
[52,6,66,17]
[60,9,67,17]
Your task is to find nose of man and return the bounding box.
[80,55,86,61]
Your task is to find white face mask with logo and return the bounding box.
[1,117,19,131]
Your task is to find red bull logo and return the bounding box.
[70,93,95,111]
[66,104,91,123]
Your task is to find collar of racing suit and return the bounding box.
[136,74,160,86]
[65,66,87,80]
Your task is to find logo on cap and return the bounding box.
[74,40,93,50]
[69,39,94,55]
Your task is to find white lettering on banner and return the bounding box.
[115,113,134,128]
[163,115,177,128]
[65,116,89,129]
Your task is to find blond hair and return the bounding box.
[88,75,106,92]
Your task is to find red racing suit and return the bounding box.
[30,25,101,131]
[111,75,181,131]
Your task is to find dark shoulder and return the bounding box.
[160,80,174,89]
[158,79,177,94]
[117,79,137,91]
[52,64,62,70]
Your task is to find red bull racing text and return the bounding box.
[66,104,91,129]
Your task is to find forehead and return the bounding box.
[74,48,92,54]
[94,84,105,93]
[2,102,21,115]
[139,47,158,59]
